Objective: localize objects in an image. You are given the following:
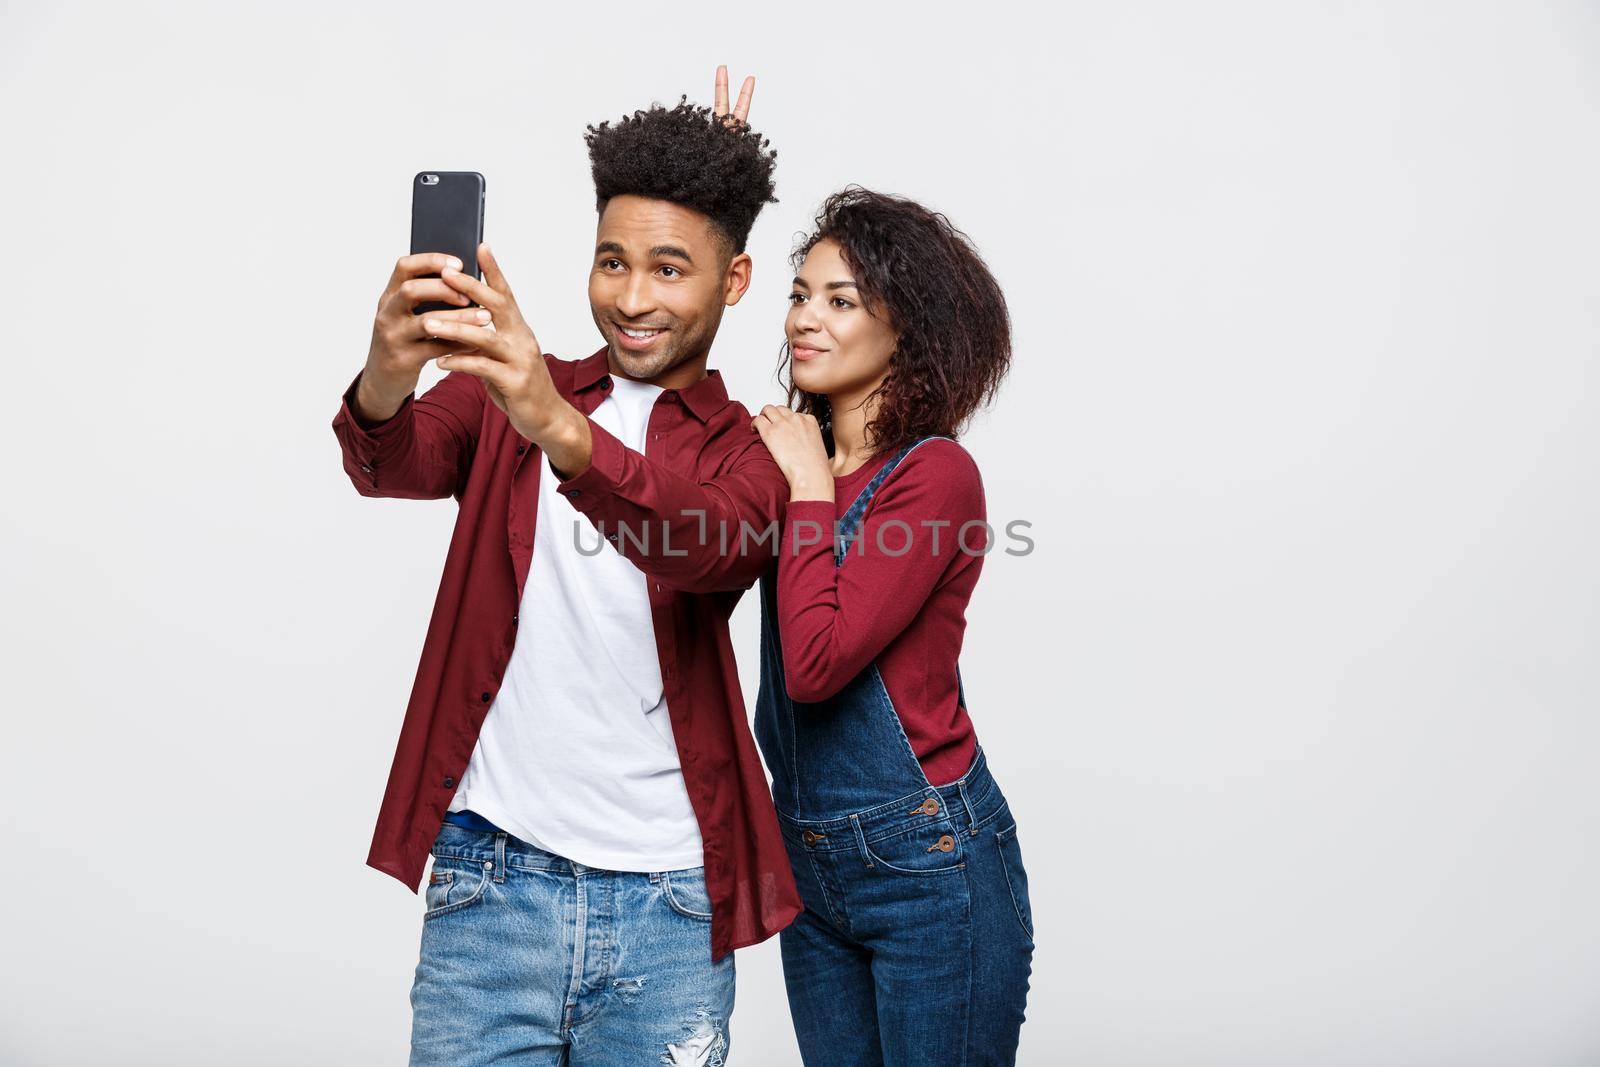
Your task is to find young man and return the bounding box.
[329,70,801,1066]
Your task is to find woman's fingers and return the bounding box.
[713,65,755,125]
[731,74,754,123]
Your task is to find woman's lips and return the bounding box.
[791,343,829,361]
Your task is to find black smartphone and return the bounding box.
[409,171,486,314]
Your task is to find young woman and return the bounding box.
[750,187,1033,1066]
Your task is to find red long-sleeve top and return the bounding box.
[777,438,983,785]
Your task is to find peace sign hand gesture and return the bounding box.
[713,64,755,130]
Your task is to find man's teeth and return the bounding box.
[620,327,663,338]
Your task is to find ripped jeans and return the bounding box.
[409,820,735,1066]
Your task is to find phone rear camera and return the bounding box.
[421,174,439,186]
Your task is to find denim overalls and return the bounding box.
[754,436,1035,1067]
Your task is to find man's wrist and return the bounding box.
[532,399,592,481]
[352,368,415,426]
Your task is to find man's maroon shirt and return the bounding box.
[330,344,802,960]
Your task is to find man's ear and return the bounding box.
[723,251,753,307]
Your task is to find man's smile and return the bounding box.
[614,321,669,351]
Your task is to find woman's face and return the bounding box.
[785,238,898,400]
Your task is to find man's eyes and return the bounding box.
[599,259,681,278]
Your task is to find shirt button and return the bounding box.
[663,392,678,403]
[360,464,372,473]
[516,445,526,456]
[601,377,612,390]
[511,613,519,625]
[480,692,492,703]
[442,776,455,788]
[564,489,581,497]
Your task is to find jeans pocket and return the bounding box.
[662,867,714,922]
[423,858,489,921]
[993,822,1034,941]
[861,820,967,876]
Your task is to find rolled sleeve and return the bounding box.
[329,368,483,500]
[331,371,417,491]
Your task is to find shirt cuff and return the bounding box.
[552,417,627,506]
[335,369,416,443]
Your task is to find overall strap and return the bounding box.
[833,436,953,566]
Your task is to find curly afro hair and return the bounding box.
[781,186,1012,455]
[585,95,778,259]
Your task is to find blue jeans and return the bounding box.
[773,750,1035,1066]
[408,821,735,1066]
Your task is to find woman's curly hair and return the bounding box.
[585,95,778,257]
[780,186,1012,455]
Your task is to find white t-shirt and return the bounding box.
[446,375,704,872]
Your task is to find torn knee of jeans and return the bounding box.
[661,1008,726,1067]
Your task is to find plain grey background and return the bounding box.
[2,2,1597,1063]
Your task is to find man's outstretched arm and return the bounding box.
[331,252,488,499]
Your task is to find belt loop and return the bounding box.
[957,778,979,837]
[850,813,874,869]
[494,832,507,882]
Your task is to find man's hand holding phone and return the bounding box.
[356,252,489,424]
[423,242,589,473]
